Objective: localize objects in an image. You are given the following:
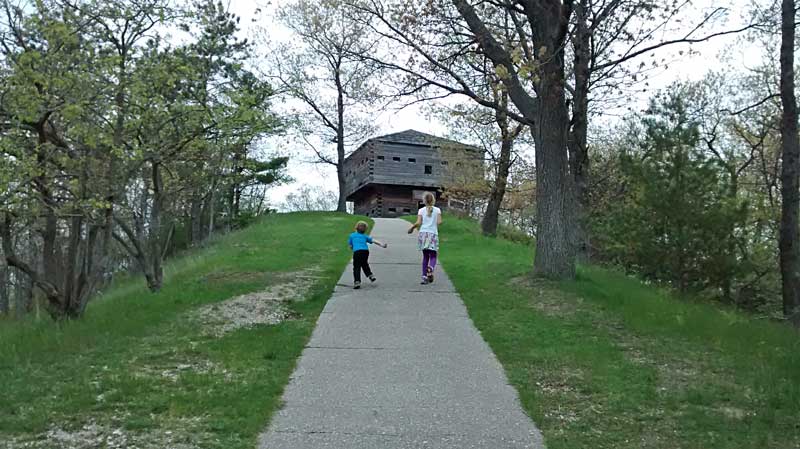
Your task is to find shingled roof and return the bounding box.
[372,129,478,151]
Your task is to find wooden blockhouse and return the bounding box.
[343,129,481,218]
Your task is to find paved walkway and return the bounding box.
[258,218,544,449]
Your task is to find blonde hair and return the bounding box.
[423,192,436,217]
[354,221,368,233]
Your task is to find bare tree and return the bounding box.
[435,89,526,236]
[271,0,381,212]
[282,185,339,212]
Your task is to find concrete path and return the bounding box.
[258,218,544,449]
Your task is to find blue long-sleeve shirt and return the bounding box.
[348,232,373,252]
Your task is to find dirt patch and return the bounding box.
[133,358,232,383]
[509,275,580,317]
[534,367,588,397]
[200,270,269,285]
[193,269,322,336]
[7,417,210,449]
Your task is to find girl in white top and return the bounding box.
[407,191,442,284]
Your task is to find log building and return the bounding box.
[343,129,481,217]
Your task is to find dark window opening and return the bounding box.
[441,160,448,165]
[403,208,411,213]
[388,207,397,213]
[392,156,401,161]
[424,165,433,174]
[377,155,384,160]
[408,158,416,163]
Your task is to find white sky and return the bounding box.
[226,0,766,209]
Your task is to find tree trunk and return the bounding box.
[207,182,216,239]
[454,0,577,279]
[779,0,800,326]
[337,160,347,213]
[0,263,8,315]
[190,194,203,245]
[16,270,33,317]
[532,79,577,279]
[335,60,348,213]
[229,149,243,228]
[482,92,518,236]
[531,11,577,279]
[148,161,165,292]
[481,174,507,235]
[569,0,592,262]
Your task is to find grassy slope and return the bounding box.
[434,216,799,449]
[0,212,364,448]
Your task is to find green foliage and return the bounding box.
[0,0,288,318]
[591,84,769,308]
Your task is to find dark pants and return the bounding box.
[353,250,372,283]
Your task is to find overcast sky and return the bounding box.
[225,0,765,209]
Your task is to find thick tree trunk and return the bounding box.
[532,74,577,279]
[779,0,800,326]
[530,4,577,279]
[454,0,576,279]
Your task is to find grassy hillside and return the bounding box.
[2,213,797,448]
[0,212,365,448]
[433,216,800,449]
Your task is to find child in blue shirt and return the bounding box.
[348,221,387,289]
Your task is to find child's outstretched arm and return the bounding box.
[408,215,422,234]
[371,239,388,248]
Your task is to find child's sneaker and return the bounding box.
[420,277,429,285]
[369,275,376,282]
[427,268,434,284]
[354,281,361,289]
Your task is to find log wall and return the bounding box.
[343,135,482,217]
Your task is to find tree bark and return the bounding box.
[0,262,8,315]
[569,0,592,262]
[16,269,33,318]
[481,91,521,236]
[779,0,800,326]
[532,64,577,279]
[190,194,203,245]
[148,161,165,292]
[207,181,216,239]
[453,0,577,279]
[335,61,348,213]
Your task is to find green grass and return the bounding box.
[0,212,366,448]
[430,216,800,449]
